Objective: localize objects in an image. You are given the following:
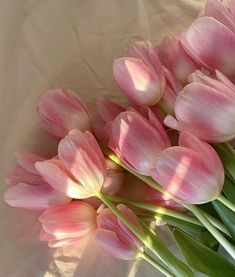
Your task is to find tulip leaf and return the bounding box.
[223,177,235,204]
[212,200,235,241]
[214,145,235,180]
[199,231,219,251]
[173,229,235,277]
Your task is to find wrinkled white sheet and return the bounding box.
[0,1,205,276]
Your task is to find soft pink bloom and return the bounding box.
[95,204,143,260]
[146,187,187,212]
[113,41,165,106]
[164,70,235,143]
[151,132,224,204]
[91,98,125,144]
[36,130,107,199]
[37,88,90,138]
[108,110,170,175]
[157,36,199,84]
[39,201,97,247]
[181,4,235,81]
[4,151,70,210]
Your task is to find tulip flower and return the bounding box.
[164,70,235,143]
[39,201,97,247]
[95,204,143,260]
[4,151,70,210]
[151,132,224,204]
[37,88,90,138]
[35,129,107,199]
[91,98,125,144]
[157,36,199,84]
[181,7,235,81]
[113,41,165,106]
[108,110,170,175]
[146,187,186,212]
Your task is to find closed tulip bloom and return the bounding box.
[113,41,165,106]
[164,70,235,142]
[38,88,90,138]
[39,201,97,248]
[95,204,143,260]
[108,110,170,175]
[35,130,107,199]
[157,36,199,84]
[181,7,235,81]
[151,132,224,204]
[4,151,70,210]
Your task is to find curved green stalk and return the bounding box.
[140,251,175,277]
[222,143,235,156]
[217,194,235,213]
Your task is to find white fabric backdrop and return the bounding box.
[0,1,206,276]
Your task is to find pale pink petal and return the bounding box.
[109,111,168,175]
[179,132,224,185]
[102,169,125,195]
[58,130,106,193]
[113,57,163,106]
[97,98,125,122]
[48,236,85,248]
[95,229,138,260]
[15,151,46,174]
[37,88,90,138]
[4,183,70,210]
[39,201,97,239]
[90,113,108,144]
[203,0,235,32]
[35,159,91,199]
[5,165,45,186]
[151,147,222,204]
[181,17,235,79]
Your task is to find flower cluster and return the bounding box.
[4,1,235,276]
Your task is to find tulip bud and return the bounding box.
[39,201,97,247]
[157,36,199,84]
[164,70,235,142]
[95,204,143,260]
[37,88,90,138]
[151,132,224,204]
[108,110,170,175]
[113,41,165,106]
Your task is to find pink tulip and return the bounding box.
[37,88,90,138]
[164,70,235,142]
[95,204,143,260]
[108,110,170,175]
[4,151,70,210]
[35,130,107,199]
[39,201,97,247]
[91,98,125,144]
[157,36,199,84]
[181,12,235,81]
[113,41,165,106]
[151,132,224,204]
[146,187,187,212]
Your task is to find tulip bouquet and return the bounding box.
[4,0,235,276]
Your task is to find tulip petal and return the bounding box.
[181,17,235,78]
[58,130,106,193]
[102,169,124,195]
[95,229,137,260]
[152,147,222,204]
[113,57,163,106]
[35,159,91,199]
[109,111,169,175]
[5,165,45,186]
[90,113,108,144]
[97,98,125,122]
[4,183,70,210]
[15,151,46,174]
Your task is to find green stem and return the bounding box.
[203,212,231,237]
[185,204,235,260]
[140,252,175,277]
[217,194,235,213]
[97,192,194,277]
[107,195,202,227]
[222,143,235,156]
